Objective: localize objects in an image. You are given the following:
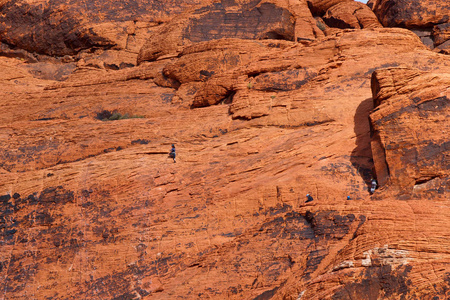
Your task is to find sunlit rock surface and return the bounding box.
[1,0,449,299]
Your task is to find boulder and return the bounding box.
[369,0,450,28]
[290,0,326,43]
[306,0,352,15]
[323,1,382,29]
[368,0,450,51]
[435,40,450,54]
[432,23,450,47]
[410,28,435,49]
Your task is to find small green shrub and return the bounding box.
[247,82,253,89]
[109,112,122,120]
[129,114,145,119]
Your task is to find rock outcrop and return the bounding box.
[163,28,427,113]
[370,67,450,198]
[0,0,207,57]
[1,0,450,299]
[369,0,450,28]
[433,23,450,53]
[323,1,382,29]
[368,0,450,52]
[137,0,327,64]
[307,0,352,15]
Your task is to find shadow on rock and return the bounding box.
[350,98,374,189]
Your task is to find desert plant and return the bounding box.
[108,112,123,120]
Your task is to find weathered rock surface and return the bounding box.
[137,0,326,64]
[323,1,382,29]
[0,0,207,57]
[370,67,450,198]
[307,0,352,15]
[433,23,450,53]
[163,28,427,113]
[369,0,450,28]
[1,1,450,299]
[433,23,450,46]
[368,0,450,51]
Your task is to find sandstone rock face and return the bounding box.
[0,0,207,56]
[433,23,450,46]
[433,23,450,53]
[323,1,382,29]
[160,28,427,113]
[369,0,450,28]
[1,1,450,299]
[137,0,325,64]
[368,0,450,52]
[370,67,450,198]
[307,0,352,15]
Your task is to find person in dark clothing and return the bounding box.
[347,196,351,200]
[169,144,176,163]
[306,194,314,203]
[370,179,377,194]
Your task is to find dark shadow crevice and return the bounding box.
[350,98,375,189]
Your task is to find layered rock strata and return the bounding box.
[0,0,450,299]
[323,1,382,29]
[0,0,207,56]
[368,0,450,52]
[370,67,450,198]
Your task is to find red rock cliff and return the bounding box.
[0,0,449,299]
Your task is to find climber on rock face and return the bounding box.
[370,179,377,194]
[169,144,176,163]
[306,194,314,203]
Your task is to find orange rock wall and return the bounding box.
[1,0,450,299]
